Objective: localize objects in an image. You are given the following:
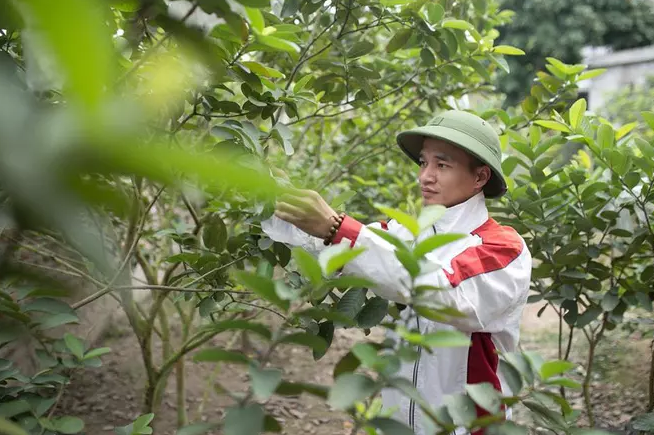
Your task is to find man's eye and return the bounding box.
[418,160,426,167]
[438,163,448,168]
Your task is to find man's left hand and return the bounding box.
[274,189,338,239]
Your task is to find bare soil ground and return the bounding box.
[56,302,651,434]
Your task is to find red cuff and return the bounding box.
[332,215,363,247]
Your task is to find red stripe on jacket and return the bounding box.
[443,218,524,287]
[451,219,521,433]
[468,333,502,435]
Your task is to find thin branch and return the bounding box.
[224,300,286,320]
[114,284,254,295]
[72,186,165,310]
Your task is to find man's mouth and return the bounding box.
[421,188,439,194]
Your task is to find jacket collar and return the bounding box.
[432,191,488,235]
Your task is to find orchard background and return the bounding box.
[2,0,654,434]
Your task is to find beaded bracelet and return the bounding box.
[323,212,346,245]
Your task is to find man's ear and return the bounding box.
[475,166,491,188]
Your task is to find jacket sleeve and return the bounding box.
[342,222,532,332]
[261,215,532,333]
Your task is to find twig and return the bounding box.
[115,284,253,295]
[223,300,286,320]
[72,186,165,310]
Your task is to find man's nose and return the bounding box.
[419,166,436,184]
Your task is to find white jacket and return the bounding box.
[261,192,532,435]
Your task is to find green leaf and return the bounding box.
[597,124,615,149]
[280,0,300,17]
[492,45,524,56]
[324,246,365,276]
[334,351,361,378]
[444,394,477,426]
[468,58,492,82]
[54,417,85,434]
[233,271,289,310]
[249,364,283,400]
[275,380,328,399]
[465,383,501,414]
[413,234,465,258]
[292,247,322,286]
[327,275,376,290]
[22,298,75,315]
[348,41,374,59]
[0,400,30,418]
[351,343,380,368]
[386,29,412,53]
[0,417,29,435]
[616,122,638,140]
[417,204,445,231]
[193,348,250,364]
[356,297,389,328]
[368,417,414,435]
[263,415,282,433]
[331,190,357,208]
[202,214,227,252]
[543,377,581,389]
[539,360,575,380]
[641,111,654,130]
[176,423,219,435]
[367,228,410,251]
[569,98,586,129]
[576,68,606,81]
[257,35,299,53]
[635,137,654,159]
[629,413,654,432]
[235,0,270,7]
[395,250,419,278]
[224,404,264,435]
[280,332,327,354]
[336,288,367,320]
[420,48,435,67]
[37,313,79,330]
[327,373,377,410]
[487,421,527,435]
[426,3,444,23]
[442,19,473,30]
[20,0,113,110]
[499,359,524,394]
[245,7,264,32]
[313,321,334,360]
[133,414,155,431]
[576,305,602,328]
[601,292,620,312]
[421,330,471,348]
[534,120,570,133]
[296,308,356,327]
[375,205,419,236]
[292,74,312,93]
[63,333,85,360]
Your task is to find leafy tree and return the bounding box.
[1,0,652,434]
[496,0,654,105]
[604,75,654,140]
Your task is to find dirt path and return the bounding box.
[57,312,381,435]
[57,302,651,434]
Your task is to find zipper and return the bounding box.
[409,225,436,431]
[409,316,422,430]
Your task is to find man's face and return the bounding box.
[418,138,491,207]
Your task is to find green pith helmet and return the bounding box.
[396,110,507,198]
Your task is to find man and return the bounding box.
[261,110,532,435]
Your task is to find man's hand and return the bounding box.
[274,189,338,239]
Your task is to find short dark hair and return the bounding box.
[468,154,486,172]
